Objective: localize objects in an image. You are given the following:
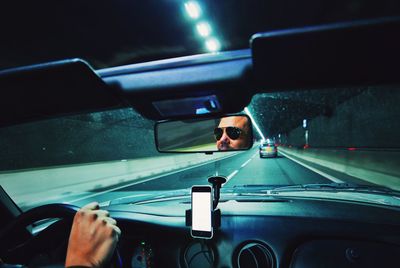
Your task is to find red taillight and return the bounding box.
[348,147,357,151]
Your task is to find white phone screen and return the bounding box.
[192,191,212,232]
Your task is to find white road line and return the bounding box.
[226,170,239,183]
[241,158,252,168]
[66,152,242,204]
[279,151,344,183]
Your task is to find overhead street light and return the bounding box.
[182,1,222,53]
[205,37,221,52]
[196,22,211,37]
[184,1,201,19]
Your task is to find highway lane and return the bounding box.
[60,147,335,207]
[104,147,330,191]
[19,146,379,210]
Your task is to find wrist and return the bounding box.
[65,253,95,268]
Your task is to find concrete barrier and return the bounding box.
[279,146,400,191]
[0,151,240,208]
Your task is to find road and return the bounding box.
[63,148,333,207]
[120,148,329,191]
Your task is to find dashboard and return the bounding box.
[107,196,400,268]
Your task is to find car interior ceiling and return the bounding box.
[1,16,400,268]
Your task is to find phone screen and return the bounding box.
[191,186,213,238]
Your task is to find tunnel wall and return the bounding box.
[282,86,400,148]
[278,86,400,189]
[0,109,160,171]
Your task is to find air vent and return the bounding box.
[236,242,275,268]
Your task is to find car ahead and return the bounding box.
[259,142,278,158]
[1,2,400,268]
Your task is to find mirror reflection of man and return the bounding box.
[214,116,250,150]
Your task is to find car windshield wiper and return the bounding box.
[230,184,292,191]
[110,189,191,205]
[229,183,400,196]
[269,183,399,196]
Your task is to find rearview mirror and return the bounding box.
[155,115,253,153]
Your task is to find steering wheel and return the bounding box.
[0,203,79,264]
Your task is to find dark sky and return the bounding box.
[0,0,399,70]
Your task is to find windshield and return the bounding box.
[1,85,400,210]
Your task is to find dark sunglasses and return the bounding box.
[214,126,243,140]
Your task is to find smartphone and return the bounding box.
[191,185,213,239]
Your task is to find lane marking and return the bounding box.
[279,151,344,183]
[66,151,243,204]
[226,150,258,183]
[241,158,252,168]
[226,170,239,183]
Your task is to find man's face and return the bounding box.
[215,116,250,151]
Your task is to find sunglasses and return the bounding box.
[214,126,243,140]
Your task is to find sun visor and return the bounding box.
[0,59,122,127]
[100,50,254,120]
[251,17,400,90]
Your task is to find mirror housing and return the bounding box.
[155,115,254,153]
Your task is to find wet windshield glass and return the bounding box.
[0,85,399,210]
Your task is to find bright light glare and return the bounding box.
[184,1,201,19]
[303,119,307,128]
[205,38,221,52]
[244,107,266,141]
[196,22,211,37]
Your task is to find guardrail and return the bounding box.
[278,146,400,191]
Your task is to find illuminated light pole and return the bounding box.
[245,107,266,141]
[303,119,309,148]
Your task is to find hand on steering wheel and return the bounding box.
[66,202,121,267]
[0,202,121,268]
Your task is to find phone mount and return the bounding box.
[208,176,226,209]
[185,176,226,229]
